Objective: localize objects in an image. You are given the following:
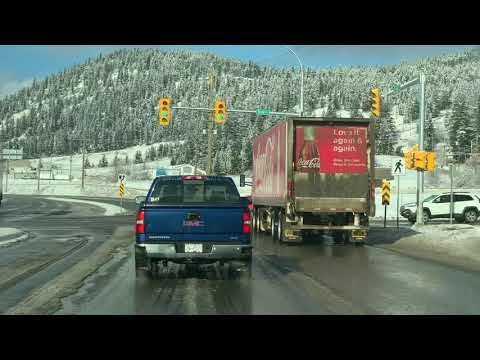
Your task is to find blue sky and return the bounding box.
[0,45,476,97]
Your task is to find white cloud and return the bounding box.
[0,73,33,99]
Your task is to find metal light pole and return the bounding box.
[416,73,426,225]
[37,156,42,192]
[206,68,216,175]
[284,46,304,117]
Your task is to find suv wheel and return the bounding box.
[423,210,430,223]
[464,209,478,224]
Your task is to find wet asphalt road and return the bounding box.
[58,224,480,315]
[3,194,480,315]
[0,194,137,313]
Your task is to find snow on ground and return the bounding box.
[0,228,29,247]
[43,197,125,216]
[385,223,480,270]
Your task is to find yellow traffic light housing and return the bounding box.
[159,98,171,127]
[404,150,415,169]
[371,88,381,118]
[426,152,436,172]
[214,100,226,126]
[414,151,427,170]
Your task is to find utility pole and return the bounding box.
[5,159,8,193]
[37,156,41,192]
[450,163,454,224]
[81,144,85,190]
[207,68,216,175]
[72,138,87,191]
[69,155,73,182]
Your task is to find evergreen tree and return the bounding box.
[475,96,480,145]
[124,155,130,165]
[157,144,164,158]
[448,96,472,162]
[98,154,109,167]
[424,114,436,152]
[84,157,93,168]
[134,150,143,164]
[375,104,397,155]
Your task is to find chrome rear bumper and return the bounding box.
[135,243,252,262]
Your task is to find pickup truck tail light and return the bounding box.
[136,211,145,234]
[242,211,251,234]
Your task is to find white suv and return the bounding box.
[400,192,480,224]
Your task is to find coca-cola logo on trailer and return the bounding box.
[297,158,320,169]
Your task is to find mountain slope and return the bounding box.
[1,48,479,174]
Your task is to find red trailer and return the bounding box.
[252,117,375,244]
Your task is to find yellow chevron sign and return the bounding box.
[119,182,125,198]
[382,181,390,206]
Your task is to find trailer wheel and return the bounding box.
[271,210,278,240]
[277,211,286,244]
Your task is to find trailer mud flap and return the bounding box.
[352,229,368,241]
[284,229,303,242]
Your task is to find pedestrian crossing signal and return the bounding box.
[382,181,390,206]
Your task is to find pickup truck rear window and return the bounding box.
[148,179,241,204]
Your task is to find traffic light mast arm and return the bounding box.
[172,105,297,117]
[383,77,420,99]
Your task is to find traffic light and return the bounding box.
[426,152,436,172]
[159,98,171,127]
[414,151,427,170]
[382,181,390,206]
[215,100,226,126]
[404,150,415,169]
[371,88,381,118]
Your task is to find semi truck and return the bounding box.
[251,117,375,244]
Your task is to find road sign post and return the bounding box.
[397,175,400,229]
[119,174,126,214]
[382,180,391,228]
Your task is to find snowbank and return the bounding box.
[381,224,480,271]
[43,197,125,216]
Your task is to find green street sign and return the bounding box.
[392,84,401,92]
[256,109,272,116]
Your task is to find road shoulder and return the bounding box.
[5,226,134,315]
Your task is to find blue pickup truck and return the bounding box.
[135,176,252,277]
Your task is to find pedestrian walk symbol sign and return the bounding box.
[391,158,406,176]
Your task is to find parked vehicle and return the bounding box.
[401,192,480,224]
[251,117,375,245]
[135,176,252,277]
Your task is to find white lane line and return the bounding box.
[43,197,125,216]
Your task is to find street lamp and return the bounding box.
[284,46,304,117]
